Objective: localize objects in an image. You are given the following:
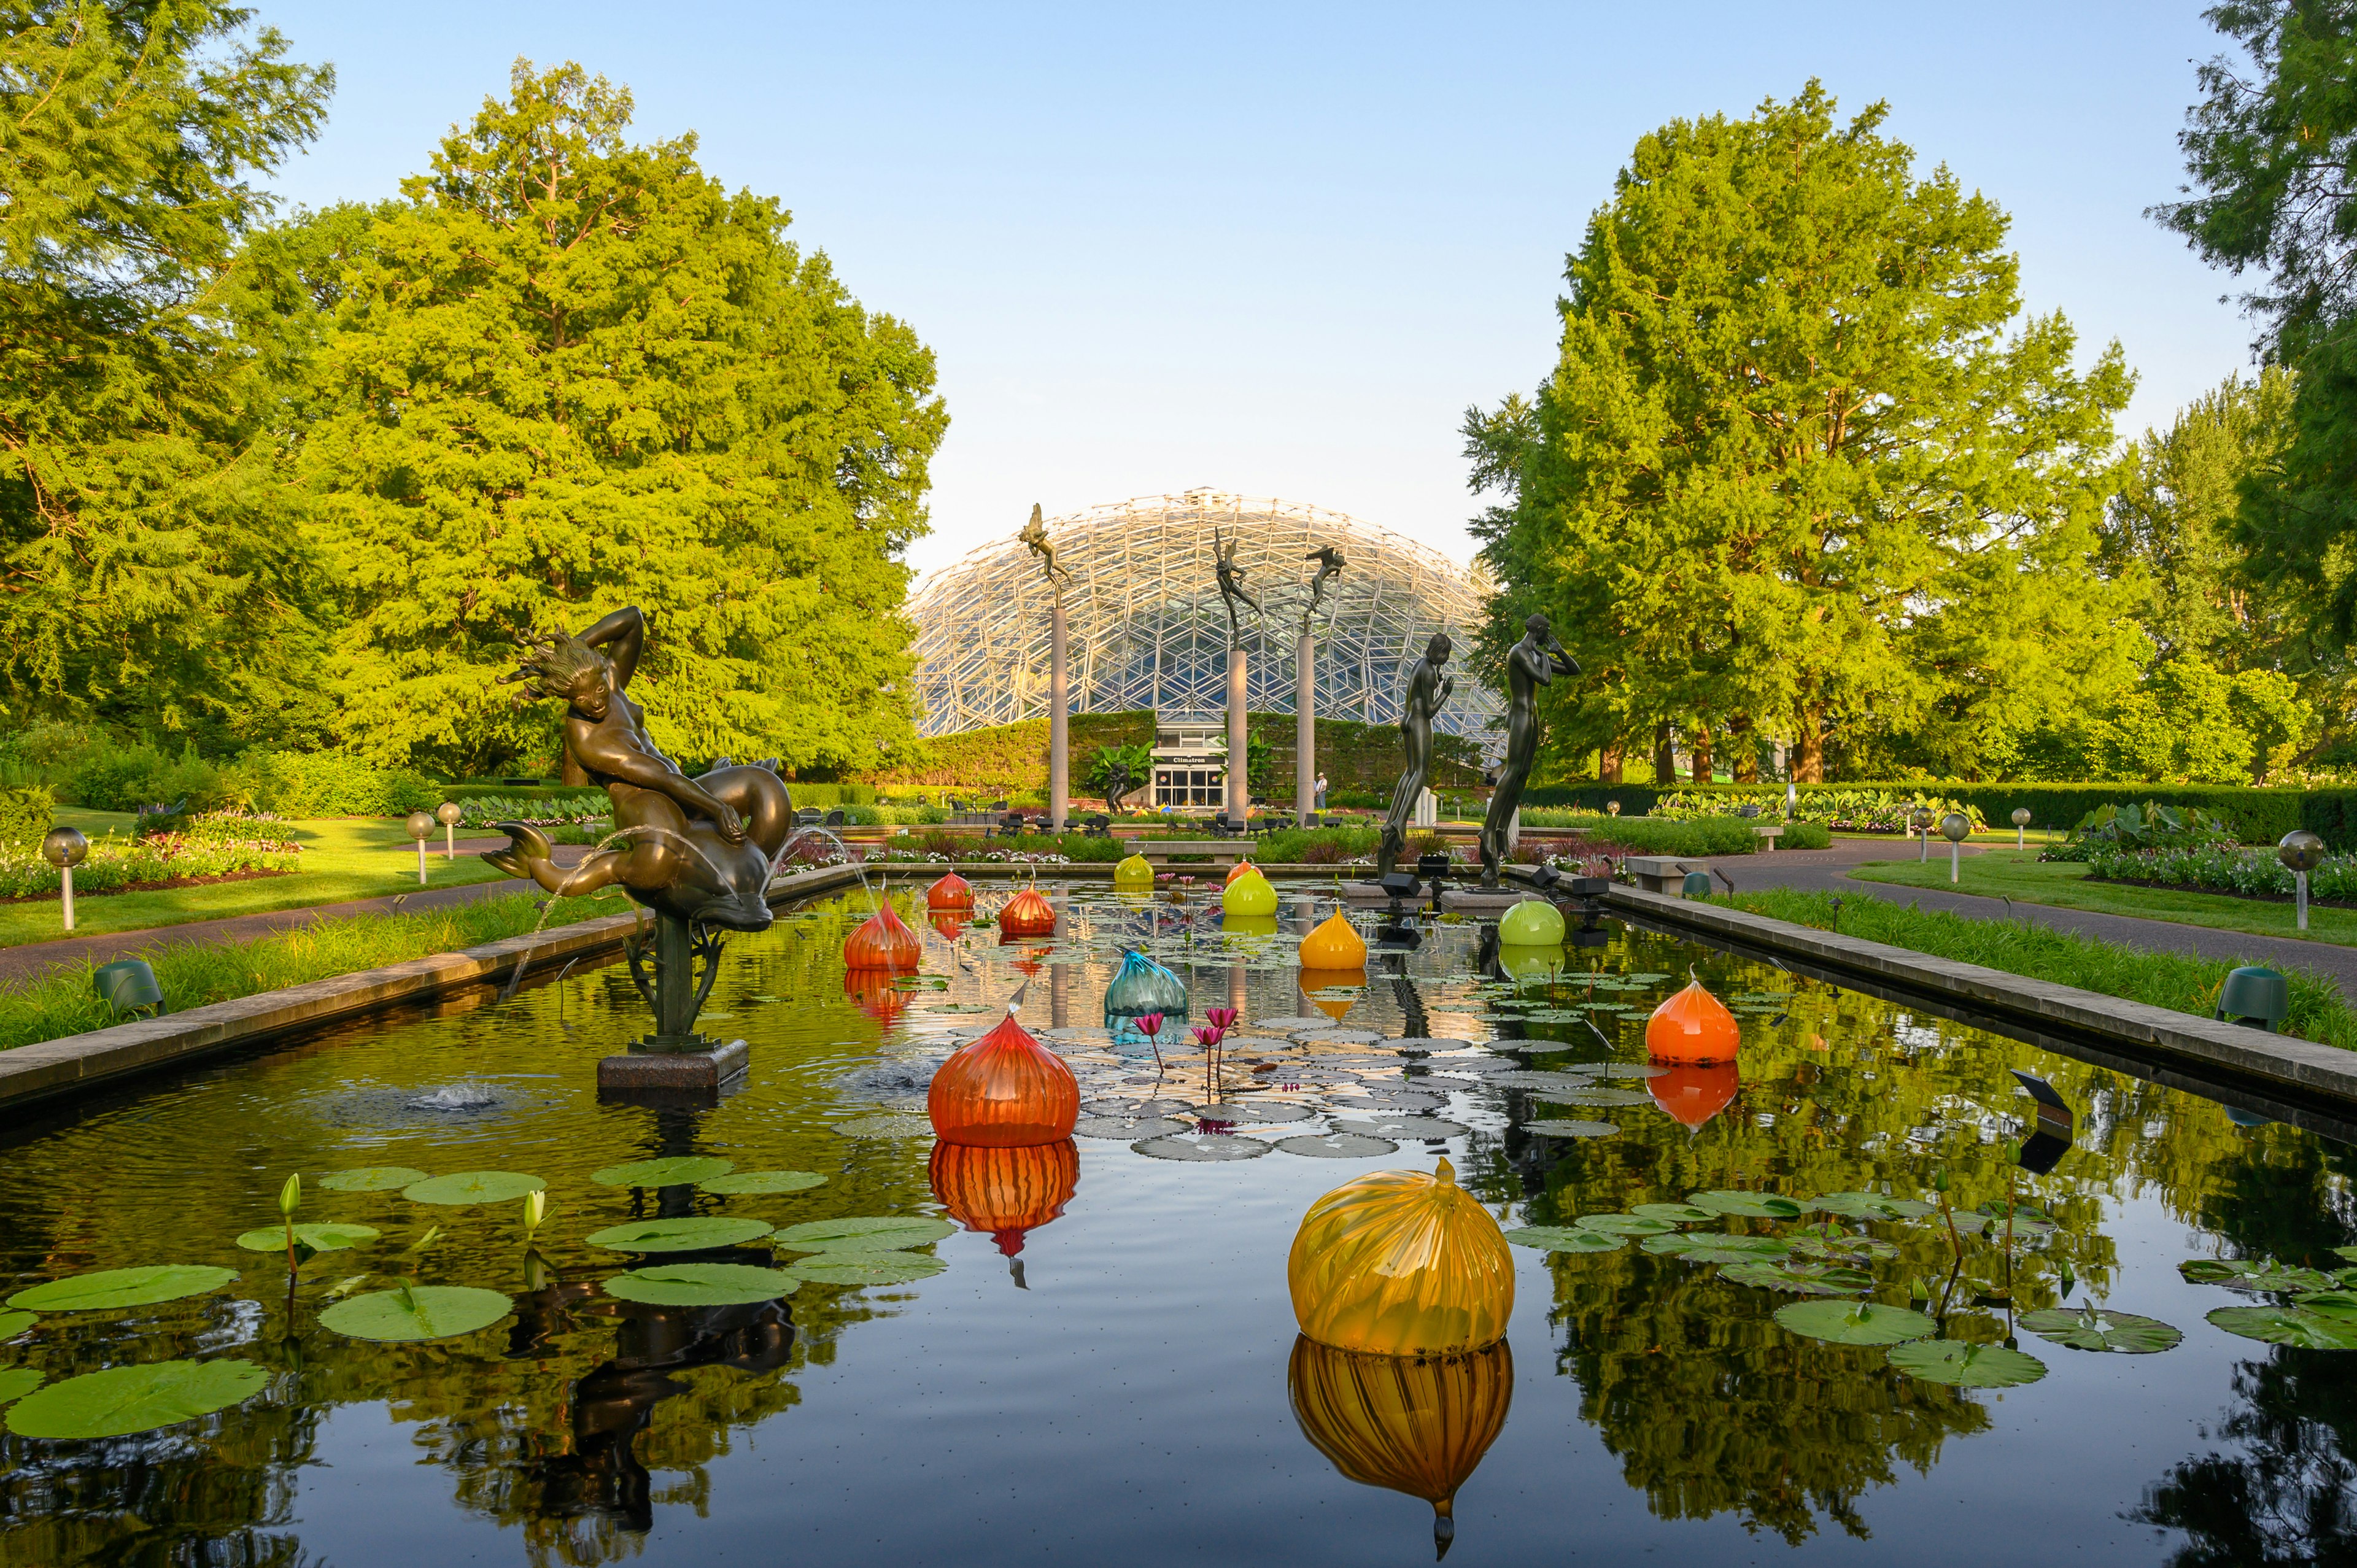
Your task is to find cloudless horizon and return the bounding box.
[261,1,2254,582]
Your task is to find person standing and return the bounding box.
[1315,771,1328,811]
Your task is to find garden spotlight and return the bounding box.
[41,825,88,933]
[2278,828,2326,931]
[404,811,436,885]
[435,800,463,861]
[1940,811,1969,884]
[2011,806,2031,849]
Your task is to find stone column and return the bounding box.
[1049,594,1069,833]
[1228,645,1248,822]
[1296,626,1315,825]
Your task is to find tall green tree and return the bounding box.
[0,1,335,742]
[305,60,946,777]
[1466,83,2138,782]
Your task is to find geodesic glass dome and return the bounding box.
[906,491,1501,751]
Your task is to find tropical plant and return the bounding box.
[2043,800,2237,862]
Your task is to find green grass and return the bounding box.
[0,890,624,1051]
[6,814,513,949]
[1716,887,2357,1050]
[1848,847,2357,949]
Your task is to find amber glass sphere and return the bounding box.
[929,1138,1079,1255]
[927,1013,1080,1147]
[1644,979,1740,1064]
[1288,1159,1514,1356]
[1289,1335,1514,1555]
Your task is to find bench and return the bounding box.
[1128,839,1255,867]
[1622,855,1694,895]
[1753,823,1782,849]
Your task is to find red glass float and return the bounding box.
[1647,1060,1740,1130]
[843,968,910,1025]
[929,1138,1079,1255]
[927,1011,1080,1146]
[999,886,1058,937]
[843,897,921,970]
[1644,979,1740,1064]
[927,870,974,911]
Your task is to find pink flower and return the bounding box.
[1206,1006,1239,1031]
[1136,1013,1163,1038]
[1191,1025,1224,1049]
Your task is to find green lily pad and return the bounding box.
[8,1265,239,1313]
[1808,1191,1932,1220]
[1721,1259,1875,1295]
[318,1167,431,1193]
[401,1171,547,1206]
[1775,1299,1935,1345]
[590,1156,737,1188]
[1519,1119,1620,1138]
[5,1359,266,1439]
[603,1264,802,1306]
[794,1254,948,1286]
[1641,1232,1703,1255]
[1789,1223,1898,1261]
[2207,1304,2357,1350]
[1630,1203,1716,1225]
[772,1217,954,1252]
[234,1223,381,1253]
[2294,1289,2357,1321]
[0,1311,34,1341]
[0,1367,41,1404]
[1886,1340,2048,1387]
[1973,1201,2058,1236]
[2018,1305,2183,1353]
[2180,1259,2340,1292]
[701,1170,829,1195]
[584,1217,775,1253]
[1659,1232,1790,1264]
[318,1286,514,1342]
[1689,1190,1805,1219]
[1504,1225,1625,1254]
[1574,1213,1676,1237]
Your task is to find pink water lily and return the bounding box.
[1206,1006,1239,1032]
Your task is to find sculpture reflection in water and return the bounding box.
[1289,1337,1514,1559]
[930,1138,1080,1289]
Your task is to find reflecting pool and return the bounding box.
[2,883,2355,1566]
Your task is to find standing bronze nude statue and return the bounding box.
[1213,527,1261,647]
[1480,613,1577,887]
[1019,503,1072,593]
[1302,545,1345,625]
[1377,633,1453,878]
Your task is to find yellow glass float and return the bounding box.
[1289,1335,1514,1558]
[1298,908,1368,968]
[1222,868,1278,917]
[1222,913,1280,939]
[1496,897,1564,946]
[1288,1158,1514,1356]
[1297,967,1366,1019]
[1113,852,1155,890]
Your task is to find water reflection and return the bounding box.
[929,1138,1079,1288]
[1288,1335,1514,1559]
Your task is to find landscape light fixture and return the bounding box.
[404,811,436,886]
[2279,828,2327,930]
[435,800,463,861]
[2011,806,2032,849]
[1911,805,1934,862]
[1940,812,1970,884]
[40,825,88,932]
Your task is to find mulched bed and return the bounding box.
[1,869,300,906]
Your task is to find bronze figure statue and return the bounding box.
[1377,633,1453,878]
[1302,544,1346,624]
[1103,757,1137,815]
[1479,613,1577,886]
[1212,527,1261,647]
[1019,503,1072,593]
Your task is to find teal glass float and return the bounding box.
[1105,948,1188,1043]
[1498,898,1565,946]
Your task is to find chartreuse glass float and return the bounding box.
[1113,852,1155,890]
[927,1011,1080,1146]
[1646,978,1741,1063]
[1289,1335,1514,1558]
[1497,898,1565,946]
[1288,1159,1514,1356]
[1299,908,1368,968]
[1223,869,1278,917]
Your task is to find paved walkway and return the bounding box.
[1685,837,2357,996]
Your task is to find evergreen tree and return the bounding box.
[305,61,946,777]
[1466,83,2137,782]
[0,1,335,742]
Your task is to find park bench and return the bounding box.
[1623,855,1695,895]
[1129,838,1255,868]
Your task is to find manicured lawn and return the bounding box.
[1847,847,2357,948]
[7,814,513,949]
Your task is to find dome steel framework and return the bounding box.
[907,491,1501,750]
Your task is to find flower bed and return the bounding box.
[2084,843,2357,906]
[1651,788,1985,835]
[0,824,303,901]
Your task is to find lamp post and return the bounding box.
[2011,806,2031,851]
[1910,806,1934,863]
[1940,812,1970,884]
[2280,828,2327,932]
[435,800,462,861]
[404,811,435,886]
[41,826,88,932]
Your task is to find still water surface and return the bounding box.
[1,885,2351,1566]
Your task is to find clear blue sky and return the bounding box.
[261,1,2252,579]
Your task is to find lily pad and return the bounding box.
[773,1217,953,1253]
[1886,1340,2048,1388]
[1789,1224,1898,1261]
[0,1367,41,1404]
[1808,1191,1933,1220]
[591,1157,736,1188]
[603,1263,802,1306]
[8,1265,239,1313]
[1083,1098,1191,1117]
[700,1170,829,1195]
[1274,1132,1399,1158]
[1689,1190,1805,1219]
[1671,1234,1794,1265]
[1630,1203,1717,1225]
[234,1223,381,1253]
[585,1217,775,1253]
[1531,1087,1657,1108]
[1190,1102,1315,1124]
[2294,1289,2357,1321]
[1520,1119,1621,1137]
[1076,1116,1190,1139]
[1973,1201,2058,1236]
[1131,1135,1268,1161]
[0,1311,31,1341]
[1575,1213,1676,1237]
[318,1286,514,1342]
[1504,1226,1625,1254]
[1490,1071,1609,1094]
[833,1114,935,1139]
[2019,1305,2183,1353]
[1593,1062,1670,1079]
[2180,1259,2342,1292]
[318,1167,431,1193]
[1329,1116,1471,1140]
[1722,1259,1875,1295]
[794,1253,949,1286]
[2207,1304,2357,1349]
[6,1359,266,1439]
[401,1171,546,1205]
[1775,1299,1935,1345]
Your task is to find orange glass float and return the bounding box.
[927,1011,1080,1147]
[1644,978,1741,1064]
[1298,968,1366,1021]
[999,886,1058,937]
[1288,1158,1514,1356]
[1299,908,1368,968]
[927,870,974,911]
[1646,1060,1740,1130]
[928,1138,1079,1255]
[843,968,909,1025]
[1289,1335,1514,1558]
[843,897,921,969]
[1224,859,1258,887]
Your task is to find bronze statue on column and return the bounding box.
[1479,614,1576,887]
[1377,633,1453,878]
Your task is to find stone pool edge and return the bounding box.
[1600,882,2357,1103]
